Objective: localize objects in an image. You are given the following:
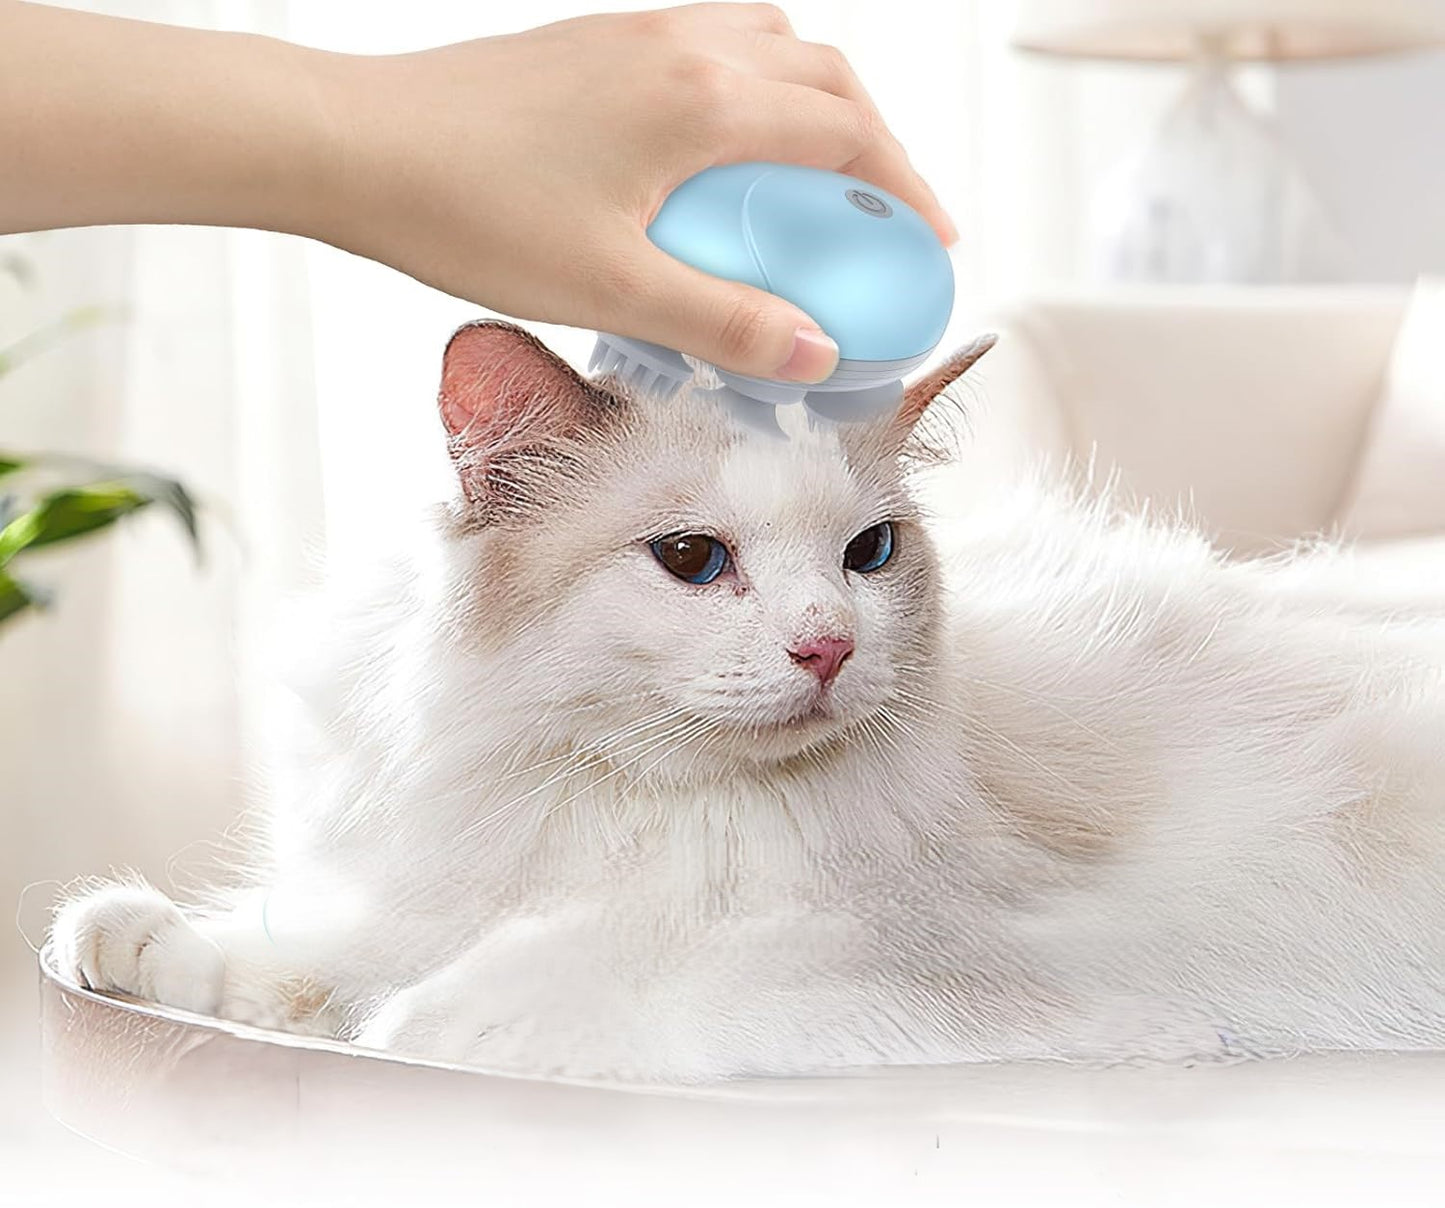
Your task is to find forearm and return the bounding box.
[0,0,341,237]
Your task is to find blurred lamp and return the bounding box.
[1013,0,1445,282]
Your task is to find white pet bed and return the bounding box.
[38,946,1445,1207]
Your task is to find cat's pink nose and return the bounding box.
[788,636,854,686]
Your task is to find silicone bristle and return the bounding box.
[609,356,681,399]
[588,335,692,400]
[712,388,786,439]
[588,343,624,376]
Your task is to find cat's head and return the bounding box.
[435,322,991,778]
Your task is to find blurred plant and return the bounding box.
[1,254,200,627]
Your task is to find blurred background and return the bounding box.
[3,0,1445,1196]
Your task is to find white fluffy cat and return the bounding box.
[52,322,1445,1083]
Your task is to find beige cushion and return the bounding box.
[1337,278,1445,543]
[949,288,1408,555]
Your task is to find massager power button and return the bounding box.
[845,189,892,218]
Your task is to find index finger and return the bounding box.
[724,33,958,245]
[842,135,958,247]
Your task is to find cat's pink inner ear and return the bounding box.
[899,334,998,427]
[438,320,589,450]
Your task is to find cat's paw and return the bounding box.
[354,974,653,1079]
[353,981,483,1062]
[50,882,225,1015]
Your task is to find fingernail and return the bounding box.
[777,326,839,383]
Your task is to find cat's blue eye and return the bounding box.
[651,532,729,584]
[843,522,893,573]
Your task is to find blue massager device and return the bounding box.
[589,162,955,436]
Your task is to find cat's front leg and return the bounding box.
[50,880,344,1037]
[353,943,543,1069]
[50,880,226,1015]
[354,916,656,1078]
[355,974,476,1061]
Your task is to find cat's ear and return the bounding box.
[438,320,610,511]
[898,334,997,428]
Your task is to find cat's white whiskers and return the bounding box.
[855,710,904,769]
[345,693,702,842]
[492,700,682,782]
[609,717,726,840]
[873,703,923,756]
[677,718,727,787]
[533,714,715,838]
[580,708,702,773]
[452,708,700,845]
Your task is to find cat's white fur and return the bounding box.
[52,325,1445,1082]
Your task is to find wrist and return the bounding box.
[287,48,468,266]
[235,35,357,243]
[281,47,415,258]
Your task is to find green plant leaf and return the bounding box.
[41,485,147,544]
[0,454,23,477]
[0,471,201,566]
[0,568,49,624]
[111,471,201,556]
[0,483,148,563]
[0,575,30,623]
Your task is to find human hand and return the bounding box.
[1,2,953,383]
[308,4,957,383]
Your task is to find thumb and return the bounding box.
[611,243,839,383]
